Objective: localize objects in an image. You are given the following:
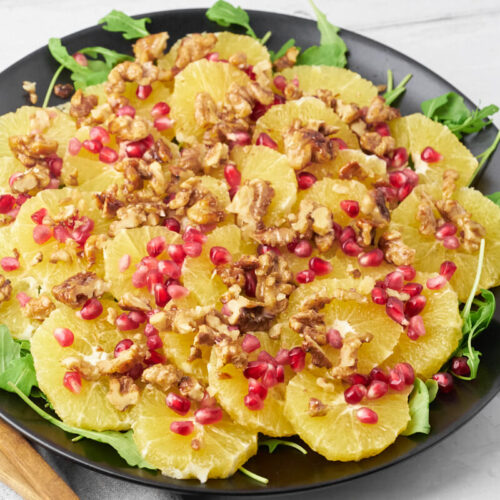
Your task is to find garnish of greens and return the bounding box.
[98,10,151,40]
[402,378,438,436]
[383,70,412,106]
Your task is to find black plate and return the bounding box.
[0,8,499,497]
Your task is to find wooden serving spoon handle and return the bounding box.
[0,418,79,500]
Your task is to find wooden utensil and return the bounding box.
[0,418,78,500]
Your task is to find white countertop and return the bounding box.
[0,1,499,499]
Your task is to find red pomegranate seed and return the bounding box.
[0,257,19,272]
[244,360,268,379]
[369,367,388,383]
[426,274,447,290]
[129,310,147,324]
[157,260,181,279]
[326,328,343,348]
[67,137,82,156]
[231,131,251,146]
[33,225,52,244]
[209,246,232,266]
[349,373,370,386]
[147,236,166,257]
[401,283,422,298]
[261,364,278,388]
[166,392,191,416]
[451,356,471,377]
[405,294,427,317]
[275,349,290,365]
[276,365,285,383]
[432,372,454,393]
[374,122,390,136]
[256,132,278,150]
[287,239,299,253]
[79,298,103,320]
[242,333,261,353]
[132,266,148,288]
[170,421,194,436]
[82,139,103,154]
[389,171,407,188]
[258,351,277,366]
[389,147,408,168]
[296,269,315,284]
[99,147,118,164]
[167,284,189,299]
[297,172,317,190]
[309,257,332,276]
[388,367,406,391]
[146,269,164,293]
[273,75,287,92]
[31,208,47,224]
[356,407,378,424]
[248,378,268,399]
[118,254,131,272]
[403,168,419,187]
[16,292,32,307]
[125,140,146,158]
[116,105,136,118]
[136,84,152,100]
[90,126,110,144]
[257,244,280,255]
[358,249,384,267]
[395,363,415,385]
[341,239,363,257]
[344,384,367,404]
[440,261,457,281]
[435,222,457,239]
[115,314,139,331]
[331,137,348,150]
[384,271,404,291]
[144,324,158,337]
[151,102,171,119]
[386,297,408,326]
[63,371,82,394]
[223,163,242,188]
[183,227,207,244]
[396,265,416,281]
[154,116,174,131]
[371,286,388,305]
[289,347,306,372]
[244,270,257,297]
[161,217,179,233]
[244,392,264,410]
[154,283,170,307]
[114,339,134,357]
[421,146,443,163]
[205,52,219,61]
[407,315,426,340]
[293,240,313,258]
[73,52,88,66]
[366,380,388,400]
[168,244,186,264]
[53,327,74,347]
[397,183,413,202]
[194,407,223,425]
[340,200,360,218]
[442,235,460,249]
[145,350,165,365]
[0,195,16,215]
[340,227,356,244]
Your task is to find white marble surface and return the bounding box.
[0,1,499,499]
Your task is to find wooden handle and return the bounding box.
[0,418,78,500]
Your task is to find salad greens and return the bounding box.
[487,188,500,207]
[402,378,438,436]
[269,39,300,62]
[383,70,412,106]
[98,10,151,40]
[475,131,500,178]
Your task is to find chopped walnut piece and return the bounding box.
[314,89,336,109]
[99,344,145,376]
[54,83,74,99]
[364,96,400,124]
[109,201,168,235]
[106,61,159,93]
[30,252,43,267]
[283,81,303,100]
[247,81,274,106]
[329,331,373,379]
[21,294,55,320]
[0,275,12,304]
[356,219,375,247]
[225,83,253,118]
[84,234,108,268]
[108,115,150,142]
[195,92,219,127]
[253,227,297,247]
[273,46,300,71]
[49,249,73,264]
[309,397,328,417]
[442,169,459,200]
[338,161,366,180]
[379,230,415,266]
[334,99,361,124]
[214,337,248,370]
[253,60,273,90]
[118,293,151,312]
[360,131,395,157]
[178,376,205,401]
[51,272,109,308]
[350,118,367,137]
[142,363,181,392]
[106,376,140,411]
[9,134,58,168]
[61,356,101,381]
[133,32,169,63]
[10,166,51,194]
[303,329,332,368]
[22,81,37,104]
[417,191,438,236]
[203,143,228,172]
[191,438,203,451]
[175,33,217,70]
[187,194,224,224]
[69,90,98,125]
[228,52,247,69]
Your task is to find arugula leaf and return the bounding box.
[487,190,500,207]
[474,131,500,179]
[421,92,499,139]
[239,465,268,484]
[425,379,438,403]
[269,39,299,62]
[206,0,258,39]
[383,70,413,106]
[297,0,347,67]
[98,10,151,40]
[259,438,307,454]
[9,383,155,470]
[402,378,432,436]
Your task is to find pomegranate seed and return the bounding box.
[168,244,186,264]
[356,407,378,424]
[402,282,423,297]
[366,380,388,400]
[146,236,166,257]
[151,101,171,119]
[146,269,164,294]
[53,327,74,347]
[244,392,264,410]
[90,126,110,144]
[116,313,139,332]
[194,407,223,425]
[341,239,363,257]
[114,339,134,357]
[403,168,419,187]
[182,242,202,258]
[331,137,348,150]
[405,294,427,317]
[293,240,313,258]
[442,235,460,249]
[272,350,288,367]
[297,172,317,190]
[167,284,189,299]
[287,239,299,253]
[136,84,152,100]
[309,257,332,276]
[132,266,148,288]
[0,257,19,272]
[67,137,82,156]
[118,254,131,272]
[242,334,261,353]
[209,246,232,266]
[244,360,268,379]
[33,225,52,244]
[99,147,118,164]
[31,208,47,224]
[157,260,181,280]
[145,350,165,365]
[166,392,191,416]
[63,371,82,394]
[371,286,388,305]
[326,328,343,348]
[344,384,367,404]
[396,265,416,281]
[182,227,207,244]
[243,270,256,297]
[73,52,88,66]
[116,105,136,118]
[435,222,457,239]
[170,421,194,436]
[296,269,315,284]
[273,75,287,91]
[386,297,408,326]
[128,363,144,380]
[432,372,454,393]
[230,131,251,146]
[223,163,241,189]
[129,310,147,324]
[248,378,268,399]
[82,139,103,154]
[340,200,359,218]
[256,132,278,150]
[154,283,170,307]
[125,140,146,158]
[397,183,413,202]
[261,364,278,388]
[16,292,32,307]
[144,324,158,337]
[276,365,285,383]
[258,351,277,366]
[407,315,426,340]
[257,244,280,255]
[358,248,384,267]
[374,122,390,136]
[388,367,406,391]
[389,147,408,168]
[426,274,447,290]
[369,367,388,383]
[389,171,407,188]
[440,261,457,281]
[340,227,356,244]
[421,146,443,163]
[395,363,415,385]
[384,271,404,291]
[47,156,63,177]
[349,373,370,386]
[154,116,174,131]
[54,226,70,243]
[79,298,103,320]
[289,346,306,372]
[451,356,471,377]
[205,52,219,61]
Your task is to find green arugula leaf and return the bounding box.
[383,70,413,106]
[239,465,268,484]
[9,384,155,470]
[206,0,258,39]
[402,378,432,436]
[454,345,482,380]
[259,438,307,455]
[487,189,500,207]
[269,39,300,62]
[0,325,20,372]
[98,10,151,40]
[421,92,499,139]
[474,131,500,180]
[425,379,439,403]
